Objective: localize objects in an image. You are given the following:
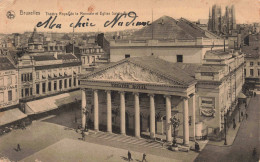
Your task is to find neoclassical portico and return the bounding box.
[79,57,197,145]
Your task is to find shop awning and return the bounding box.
[238,92,247,99]
[0,108,27,126]
[54,90,81,107]
[25,90,81,115]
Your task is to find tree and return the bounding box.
[169,116,180,147]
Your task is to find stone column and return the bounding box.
[33,83,36,96]
[76,77,78,87]
[119,91,126,135]
[51,81,54,92]
[134,92,140,138]
[192,94,196,141]
[106,90,112,133]
[165,95,172,142]
[56,79,60,91]
[45,81,48,93]
[39,82,42,95]
[72,76,74,87]
[183,97,189,146]
[94,90,99,131]
[149,94,156,139]
[81,89,86,129]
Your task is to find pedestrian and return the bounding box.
[81,131,85,141]
[195,142,200,152]
[246,113,248,120]
[233,122,236,129]
[241,112,243,117]
[254,92,256,97]
[17,144,21,151]
[128,151,133,161]
[142,153,147,162]
[252,147,257,157]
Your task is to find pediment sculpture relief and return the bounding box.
[89,62,173,85]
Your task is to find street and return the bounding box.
[0,105,199,162]
[195,94,260,162]
[0,95,259,162]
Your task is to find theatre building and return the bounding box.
[80,57,197,145]
[79,50,244,143]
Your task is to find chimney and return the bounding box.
[53,52,58,59]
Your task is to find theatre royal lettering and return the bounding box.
[111,83,147,90]
[0,85,17,91]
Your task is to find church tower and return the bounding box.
[28,27,44,53]
[208,8,213,31]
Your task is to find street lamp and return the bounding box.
[169,116,180,147]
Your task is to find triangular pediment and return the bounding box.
[87,61,179,85]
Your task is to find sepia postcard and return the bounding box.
[0,0,259,161]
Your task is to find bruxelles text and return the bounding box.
[36,11,151,29]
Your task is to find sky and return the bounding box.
[0,0,259,34]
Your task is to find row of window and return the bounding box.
[35,78,78,95]
[29,45,43,50]
[45,46,65,51]
[244,69,260,76]
[246,61,260,66]
[0,76,13,86]
[82,56,99,65]
[36,67,80,80]
[21,73,33,82]
[21,79,80,98]
[0,90,13,103]
[81,48,103,54]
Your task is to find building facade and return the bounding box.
[79,45,105,73]
[0,56,19,109]
[18,52,81,101]
[80,57,197,146]
[79,49,244,142]
[242,34,260,90]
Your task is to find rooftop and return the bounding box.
[82,56,223,86]
[128,16,220,40]
[31,53,78,61]
[0,56,16,71]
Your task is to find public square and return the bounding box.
[0,106,201,162]
[0,93,259,162]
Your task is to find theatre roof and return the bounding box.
[82,56,199,86]
[130,16,219,40]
